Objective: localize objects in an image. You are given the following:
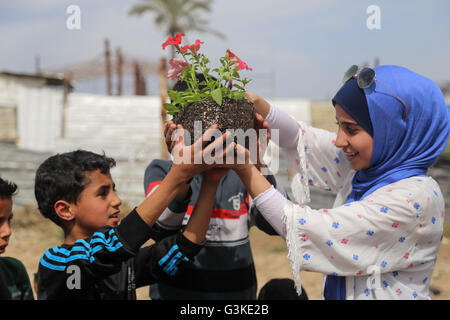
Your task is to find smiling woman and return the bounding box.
[334,104,373,171]
[220,64,450,300]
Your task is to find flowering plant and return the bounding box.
[162,33,253,116]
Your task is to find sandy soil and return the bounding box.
[5,207,450,300]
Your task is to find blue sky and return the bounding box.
[1,0,449,99]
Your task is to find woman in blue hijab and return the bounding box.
[221,65,450,299]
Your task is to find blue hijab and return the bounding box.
[325,65,450,300]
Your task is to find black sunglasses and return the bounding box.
[342,65,407,120]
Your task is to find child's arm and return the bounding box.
[143,159,192,241]
[134,125,226,227]
[182,168,226,244]
[134,168,228,287]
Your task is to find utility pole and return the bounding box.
[134,61,140,95]
[116,47,123,96]
[35,54,41,74]
[158,58,169,160]
[62,72,73,139]
[104,39,112,95]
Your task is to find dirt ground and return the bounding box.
[6,205,450,300]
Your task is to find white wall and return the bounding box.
[55,93,162,160]
[17,86,64,152]
[267,98,311,124]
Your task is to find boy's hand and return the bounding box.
[164,121,177,153]
[216,140,253,175]
[171,124,230,182]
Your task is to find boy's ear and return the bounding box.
[54,200,75,222]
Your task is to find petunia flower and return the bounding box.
[180,40,205,54]
[162,33,185,50]
[226,50,253,71]
[167,58,189,80]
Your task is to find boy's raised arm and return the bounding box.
[182,168,229,244]
[135,125,228,228]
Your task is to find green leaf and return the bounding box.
[211,88,223,106]
[242,78,252,86]
[233,84,246,91]
[231,91,245,100]
[163,103,180,114]
[167,90,180,101]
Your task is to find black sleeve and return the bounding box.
[134,232,203,287]
[0,268,12,300]
[37,209,153,299]
[251,174,279,236]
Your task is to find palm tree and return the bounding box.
[129,0,226,58]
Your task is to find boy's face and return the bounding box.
[70,170,122,235]
[0,197,13,255]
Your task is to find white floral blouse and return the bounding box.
[263,109,445,300]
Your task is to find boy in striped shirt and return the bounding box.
[35,137,226,299]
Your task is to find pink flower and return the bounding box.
[167,58,188,80]
[180,40,204,54]
[227,50,252,71]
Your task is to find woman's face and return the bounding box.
[335,104,373,171]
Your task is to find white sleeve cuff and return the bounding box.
[253,186,287,238]
[265,103,300,149]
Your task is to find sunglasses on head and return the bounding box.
[342,65,407,120]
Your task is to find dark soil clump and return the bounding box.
[173,98,254,145]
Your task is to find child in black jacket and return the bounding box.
[35,138,226,299]
[0,177,34,300]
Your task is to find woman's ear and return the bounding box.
[54,200,75,222]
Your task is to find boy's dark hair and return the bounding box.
[257,278,308,300]
[0,177,18,200]
[34,150,116,226]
